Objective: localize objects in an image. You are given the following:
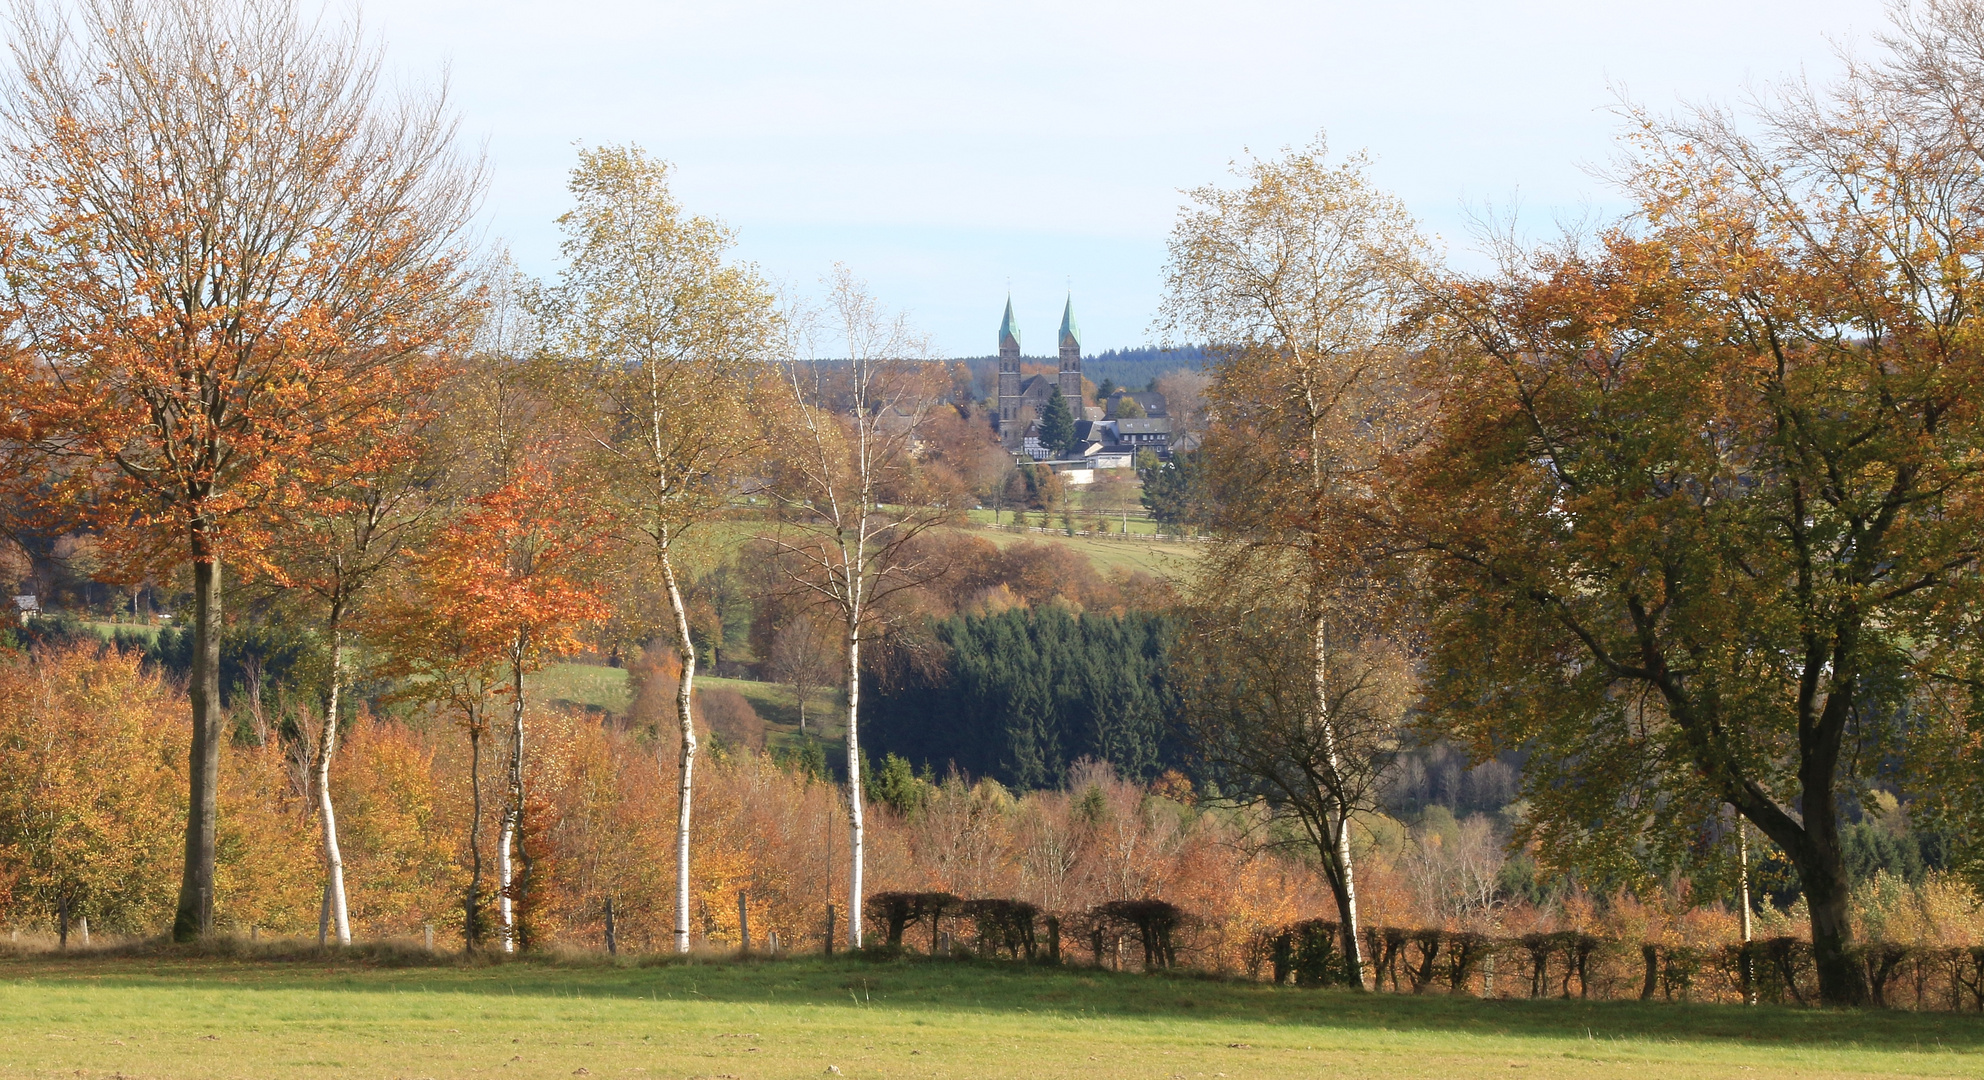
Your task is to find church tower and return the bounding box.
[1057,294,1082,405]
[997,297,1022,423]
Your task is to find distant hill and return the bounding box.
[957,344,1207,400]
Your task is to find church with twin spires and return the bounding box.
[993,294,1093,450]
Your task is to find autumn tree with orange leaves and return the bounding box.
[0,0,481,940]
[1412,0,1984,1004]
[376,467,606,951]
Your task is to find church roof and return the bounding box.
[999,297,1021,351]
[1059,295,1080,349]
[1017,374,1055,400]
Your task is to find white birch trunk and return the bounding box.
[1331,804,1363,986]
[497,812,515,953]
[844,619,865,949]
[499,643,523,952]
[662,548,699,954]
[1315,608,1366,989]
[502,634,529,953]
[315,626,351,946]
[1739,820,1753,943]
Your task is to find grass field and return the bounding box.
[968,526,1199,577]
[529,663,635,715]
[527,666,840,733]
[963,506,1182,539]
[1,950,1978,1080]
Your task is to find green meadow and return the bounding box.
[1,951,1978,1080]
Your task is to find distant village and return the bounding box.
[980,296,1197,484]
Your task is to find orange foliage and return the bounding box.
[388,466,611,686]
[13,645,1973,975]
[0,646,186,933]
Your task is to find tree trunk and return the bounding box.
[1798,824,1867,1005]
[507,627,539,948]
[173,545,222,942]
[465,715,484,951]
[498,810,515,953]
[661,549,698,954]
[1312,608,1365,989]
[1329,808,1366,989]
[316,625,351,946]
[1802,689,1869,1007]
[844,620,865,949]
[503,637,529,953]
[1739,816,1755,1005]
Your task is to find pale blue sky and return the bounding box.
[365,0,1884,356]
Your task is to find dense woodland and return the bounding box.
[1,0,1983,1011]
[958,344,1208,402]
[864,607,1180,788]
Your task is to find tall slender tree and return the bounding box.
[378,466,605,950]
[0,0,480,939]
[1158,136,1430,987]
[273,422,449,946]
[544,144,776,954]
[370,545,510,952]
[761,267,949,947]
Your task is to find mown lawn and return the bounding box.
[1,950,1979,1079]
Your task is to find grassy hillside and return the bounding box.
[0,951,1976,1079]
[689,508,1198,578]
[968,525,1198,577]
[529,664,841,753]
[528,662,633,715]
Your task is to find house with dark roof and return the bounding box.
[1103,390,1168,419]
[1068,419,1153,469]
[1113,417,1172,450]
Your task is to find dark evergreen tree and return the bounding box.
[1139,449,1203,527]
[1038,388,1077,458]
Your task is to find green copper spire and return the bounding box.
[1058,294,1080,350]
[999,296,1021,351]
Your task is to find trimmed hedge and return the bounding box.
[863,892,1984,1011]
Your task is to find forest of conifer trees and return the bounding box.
[865,608,1178,788]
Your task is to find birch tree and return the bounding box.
[1158,136,1430,988]
[274,429,447,945]
[1,0,480,940]
[545,144,775,954]
[761,268,949,947]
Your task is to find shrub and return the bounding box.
[698,688,763,751]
